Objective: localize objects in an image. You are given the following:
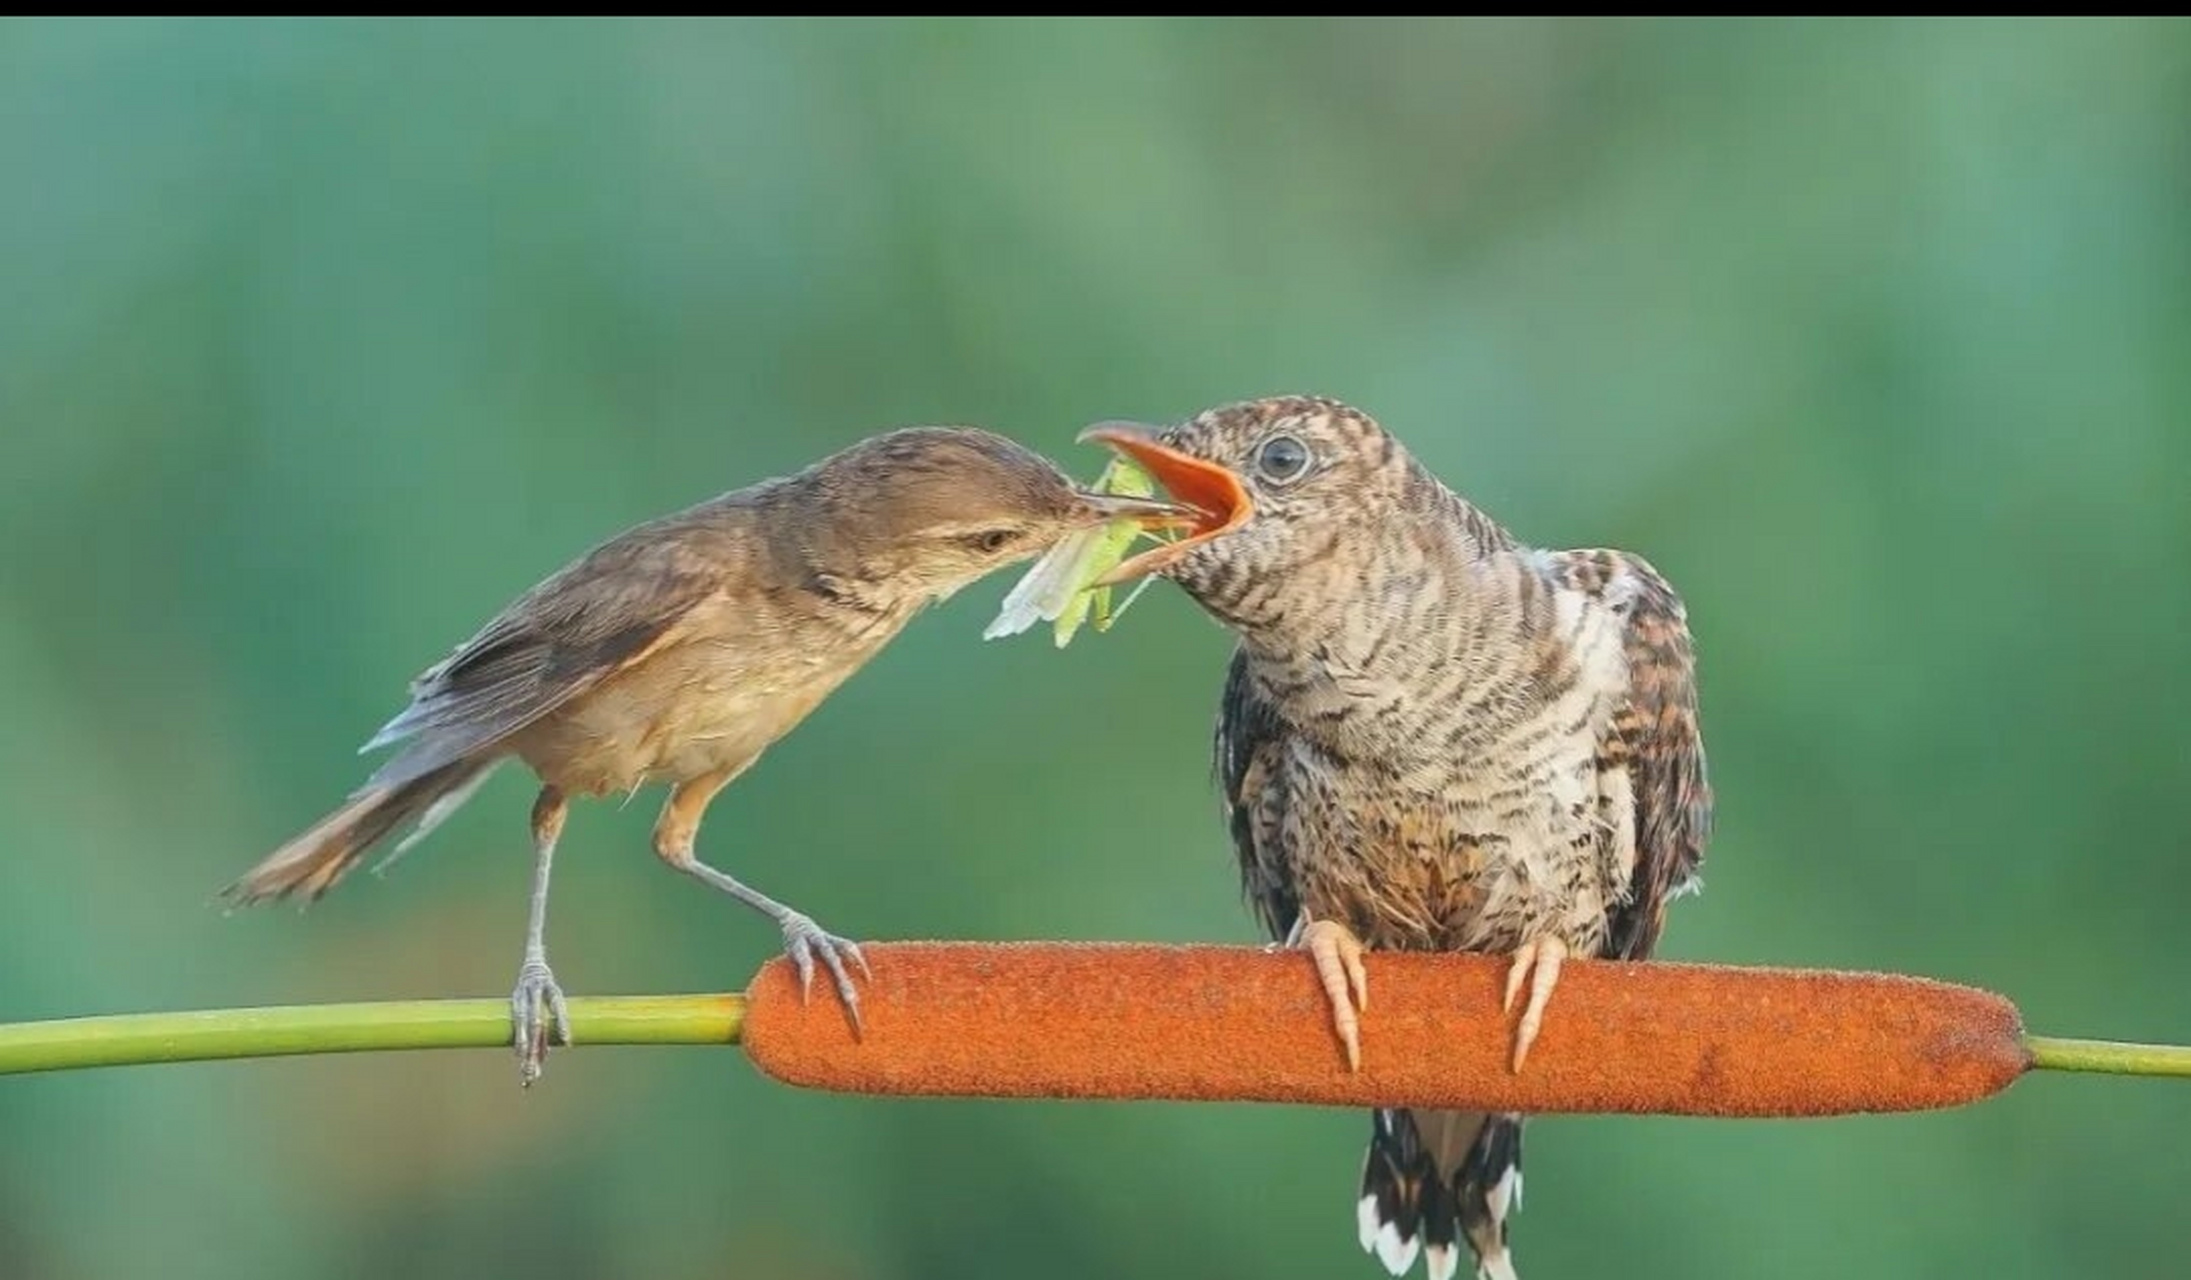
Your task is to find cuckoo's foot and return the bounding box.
[1295,917,1369,1071]
[780,911,871,1038]
[510,954,572,1087]
[1500,935,1569,1073]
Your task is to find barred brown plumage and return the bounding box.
[1084,396,1715,1280]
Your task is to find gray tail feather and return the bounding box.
[1357,1108,1524,1280]
[222,757,493,906]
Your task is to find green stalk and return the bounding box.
[0,994,744,1076]
[2023,1034,2191,1078]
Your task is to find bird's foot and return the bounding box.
[1500,935,1569,1073]
[1296,917,1369,1072]
[510,954,572,1087]
[780,912,871,1038]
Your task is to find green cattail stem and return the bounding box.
[0,994,744,1076]
[2023,1034,2191,1078]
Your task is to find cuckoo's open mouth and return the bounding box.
[1076,422,1253,584]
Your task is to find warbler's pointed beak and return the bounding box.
[1070,489,1202,530]
[1075,421,1254,585]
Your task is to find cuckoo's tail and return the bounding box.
[222,758,496,906]
[1358,1108,1524,1280]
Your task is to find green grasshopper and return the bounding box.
[983,455,1177,648]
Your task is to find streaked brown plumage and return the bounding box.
[1086,396,1714,1280]
[223,426,1186,1085]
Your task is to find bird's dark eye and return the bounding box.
[1255,435,1312,484]
[964,529,1017,554]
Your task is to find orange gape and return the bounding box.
[740,942,2032,1118]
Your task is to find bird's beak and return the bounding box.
[1075,420,1254,585]
[1070,489,1203,530]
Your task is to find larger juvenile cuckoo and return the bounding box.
[1081,396,1714,1280]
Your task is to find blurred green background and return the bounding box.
[4,16,2188,1280]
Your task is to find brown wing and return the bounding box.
[359,507,735,790]
[1214,645,1299,943]
[1548,548,1715,961]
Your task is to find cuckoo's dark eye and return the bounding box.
[963,528,1017,554]
[1254,435,1312,485]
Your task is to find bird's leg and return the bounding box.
[1288,911,1369,1072]
[511,785,574,1087]
[653,769,870,1037]
[1500,934,1570,1073]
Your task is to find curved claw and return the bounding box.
[510,956,571,1087]
[1297,917,1369,1072]
[1501,935,1569,1074]
[782,913,870,1039]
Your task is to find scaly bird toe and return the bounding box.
[509,956,571,1087]
[781,912,871,1040]
[1500,935,1569,1074]
[1297,917,1370,1071]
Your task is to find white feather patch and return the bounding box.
[1373,1221,1420,1277]
[1356,1194,1384,1255]
[1425,1243,1459,1280]
[1488,1164,1523,1220]
[1476,1248,1520,1280]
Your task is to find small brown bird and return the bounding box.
[224,426,1189,1085]
[1080,396,1714,1280]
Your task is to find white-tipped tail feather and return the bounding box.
[1356,1109,1525,1280]
[1359,1193,1423,1276]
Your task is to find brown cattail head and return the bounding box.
[739,942,2032,1117]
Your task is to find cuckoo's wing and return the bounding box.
[1214,645,1301,943]
[1549,548,1715,961]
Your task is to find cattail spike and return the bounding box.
[739,942,2032,1118]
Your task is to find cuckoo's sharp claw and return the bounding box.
[1299,918,1370,1072]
